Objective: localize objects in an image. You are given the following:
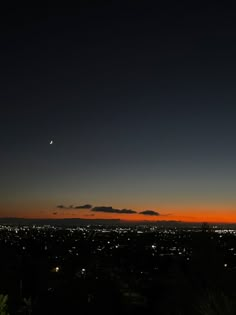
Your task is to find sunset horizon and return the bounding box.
[1,207,236,224]
[1,3,236,231]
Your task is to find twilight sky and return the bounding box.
[1,3,236,222]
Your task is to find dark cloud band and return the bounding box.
[91,206,137,214]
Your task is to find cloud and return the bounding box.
[56,204,73,209]
[91,206,137,214]
[74,204,92,209]
[119,209,137,214]
[57,205,66,209]
[139,210,160,216]
[56,204,161,216]
[57,204,92,210]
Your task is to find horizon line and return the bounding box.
[0,217,236,224]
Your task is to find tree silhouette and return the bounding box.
[22,297,33,315]
[198,289,235,315]
[0,295,9,315]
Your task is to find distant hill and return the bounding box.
[0,217,235,228]
[0,217,183,227]
[0,217,121,226]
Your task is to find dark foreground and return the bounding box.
[0,223,236,314]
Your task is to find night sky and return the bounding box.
[1,2,236,222]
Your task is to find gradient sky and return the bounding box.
[1,3,236,223]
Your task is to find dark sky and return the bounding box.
[1,2,236,222]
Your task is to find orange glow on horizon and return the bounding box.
[1,202,236,223]
[1,209,236,224]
